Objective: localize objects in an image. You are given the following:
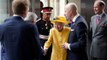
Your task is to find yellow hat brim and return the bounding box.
[51,20,69,25]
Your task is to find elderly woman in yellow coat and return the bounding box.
[43,16,70,60]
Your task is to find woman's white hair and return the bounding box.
[24,12,38,21]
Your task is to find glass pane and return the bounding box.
[0,0,9,24]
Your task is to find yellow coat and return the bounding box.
[44,27,70,60]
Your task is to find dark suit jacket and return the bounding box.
[0,16,42,60]
[90,13,107,58]
[67,15,88,60]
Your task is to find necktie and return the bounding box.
[70,22,74,28]
[96,16,100,25]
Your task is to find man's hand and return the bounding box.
[62,42,69,49]
[43,48,48,56]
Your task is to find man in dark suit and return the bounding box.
[90,0,107,60]
[62,3,88,60]
[0,0,42,60]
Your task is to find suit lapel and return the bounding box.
[94,13,107,36]
[69,16,80,43]
[92,16,97,36]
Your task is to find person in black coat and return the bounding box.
[0,0,42,60]
[36,7,53,60]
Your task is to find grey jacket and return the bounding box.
[90,13,107,58]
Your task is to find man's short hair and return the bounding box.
[12,0,30,14]
[99,1,105,7]
[66,3,78,12]
[95,0,106,7]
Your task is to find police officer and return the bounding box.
[36,7,53,60]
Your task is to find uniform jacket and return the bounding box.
[36,20,53,36]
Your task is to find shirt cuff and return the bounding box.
[68,44,71,50]
[44,47,48,50]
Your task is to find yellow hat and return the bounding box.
[51,16,69,25]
